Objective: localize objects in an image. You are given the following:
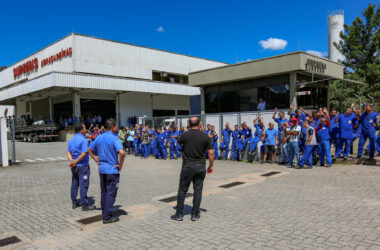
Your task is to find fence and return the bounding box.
[140,109,287,144]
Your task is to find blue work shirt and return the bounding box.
[254,124,264,138]
[317,124,330,142]
[275,118,287,135]
[89,131,124,174]
[329,115,339,138]
[338,113,357,139]
[156,134,166,146]
[232,130,240,143]
[222,128,232,142]
[170,130,179,142]
[239,128,252,140]
[360,111,378,134]
[264,128,278,145]
[68,133,89,166]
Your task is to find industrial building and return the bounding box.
[0,11,365,129]
[189,51,364,114]
[0,33,226,126]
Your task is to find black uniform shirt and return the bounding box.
[178,129,213,165]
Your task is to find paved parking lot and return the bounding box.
[0,141,380,249]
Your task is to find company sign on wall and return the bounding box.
[13,47,72,80]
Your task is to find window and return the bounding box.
[152,71,188,84]
[296,74,329,109]
[204,74,290,113]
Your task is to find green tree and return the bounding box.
[331,3,380,111]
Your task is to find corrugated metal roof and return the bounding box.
[0,72,201,102]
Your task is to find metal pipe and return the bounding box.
[368,95,374,106]
[353,94,362,113]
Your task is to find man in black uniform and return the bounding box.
[171,117,215,221]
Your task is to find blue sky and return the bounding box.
[0,0,376,66]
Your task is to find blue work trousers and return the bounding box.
[319,140,332,165]
[99,173,119,220]
[71,165,90,207]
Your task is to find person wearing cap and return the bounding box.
[316,108,332,167]
[355,104,379,160]
[286,117,301,167]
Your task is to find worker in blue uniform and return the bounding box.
[239,122,252,151]
[156,129,168,159]
[273,107,287,139]
[316,108,332,168]
[67,124,96,211]
[88,119,125,224]
[219,123,232,159]
[335,107,357,159]
[170,126,180,159]
[134,128,141,156]
[329,109,339,149]
[250,116,264,152]
[209,125,219,159]
[231,125,240,161]
[355,104,379,160]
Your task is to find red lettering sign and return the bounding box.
[12,47,72,79]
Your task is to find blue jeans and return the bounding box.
[280,143,288,163]
[141,144,148,157]
[358,133,376,158]
[71,165,90,207]
[99,173,119,220]
[319,140,332,165]
[299,145,315,167]
[134,140,141,156]
[287,141,300,166]
[170,140,178,158]
[335,138,352,158]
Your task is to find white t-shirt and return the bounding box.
[289,125,301,142]
[307,127,317,145]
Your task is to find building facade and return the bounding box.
[0,33,226,126]
[188,52,361,114]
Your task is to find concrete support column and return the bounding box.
[200,86,205,115]
[116,93,120,127]
[72,92,81,121]
[29,101,32,117]
[49,97,53,121]
[289,72,297,109]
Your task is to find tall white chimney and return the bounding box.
[328,10,345,63]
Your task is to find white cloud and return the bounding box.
[156,26,164,32]
[259,38,288,50]
[306,50,327,58]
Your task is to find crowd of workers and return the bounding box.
[85,103,379,168]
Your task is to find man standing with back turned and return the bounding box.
[88,119,126,224]
[172,117,214,222]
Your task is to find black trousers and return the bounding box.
[176,164,206,215]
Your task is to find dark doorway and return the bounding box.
[81,99,116,122]
[153,110,175,117]
[54,101,72,121]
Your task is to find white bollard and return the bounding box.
[0,117,8,167]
